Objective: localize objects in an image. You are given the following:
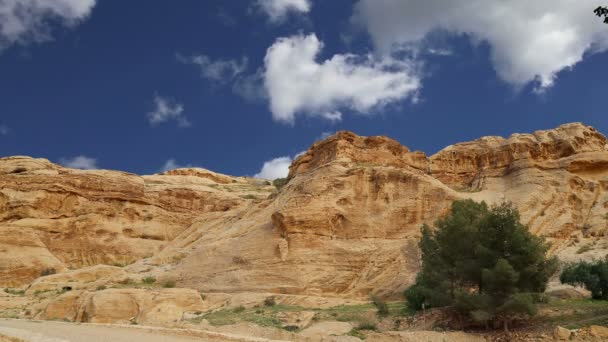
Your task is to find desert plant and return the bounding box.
[233,305,245,313]
[162,280,176,288]
[142,276,156,284]
[264,296,276,307]
[96,285,107,291]
[272,177,289,190]
[40,268,57,277]
[370,295,389,317]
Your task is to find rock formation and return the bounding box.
[1,123,607,316]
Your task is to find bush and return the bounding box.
[96,285,107,291]
[142,276,156,284]
[356,322,378,331]
[162,280,176,288]
[40,268,57,277]
[561,257,608,300]
[233,305,245,313]
[370,295,389,317]
[272,178,289,190]
[283,325,299,332]
[264,296,276,307]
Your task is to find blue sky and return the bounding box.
[0,0,607,178]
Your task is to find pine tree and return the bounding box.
[405,200,557,331]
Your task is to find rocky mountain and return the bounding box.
[0,122,607,327]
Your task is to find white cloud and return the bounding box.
[147,95,190,127]
[177,54,248,84]
[317,131,334,141]
[256,0,311,22]
[60,155,98,169]
[0,125,8,135]
[263,33,421,124]
[254,156,292,180]
[159,159,194,172]
[0,0,96,51]
[353,0,608,91]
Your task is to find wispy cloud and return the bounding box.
[60,155,98,169]
[177,53,247,84]
[147,95,190,127]
[0,125,9,136]
[159,159,195,172]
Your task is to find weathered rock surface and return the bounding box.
[39,288,205,325]
[1,122,608,305]
[157,123,608,299]
[0,158,272,286]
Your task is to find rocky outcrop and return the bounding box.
[1,123,608,303]
[39,288,205,325]
[161,123,608,299]
[0,157,273,286]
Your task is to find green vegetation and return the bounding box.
[40,268,57,277]
[272,177,289,190]
[96,285,107,291]
[576,244,593,254]
[162,279,176,288]
[241,194,258,200]
[561,257,608,300]
[264,296,276,307]
[4,288,25,296]
[370,295,389,317]
[405,200,558,331]
[142,276,156,284]
[535,298,608,329]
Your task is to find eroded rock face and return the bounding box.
[40,288,204,325]
[2,123,608,303]
[163,123,608,299]
[0,158,272,286]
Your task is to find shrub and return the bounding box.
[96,285,107,291]
[264,296,276,307]
[142,276,156,284]
[272,178,289,190]
[162,280,176,288]
[561,257,608,300]
[233,305,245,313]
[370,295,389,317]
[40,268,57,277]
[283,325,299,332]
[576,245,593,254]
[356,322,377,331]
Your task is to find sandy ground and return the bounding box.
[0,319,287,342]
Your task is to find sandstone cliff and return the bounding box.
[1,122,607,303]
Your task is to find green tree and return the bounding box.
[560,257,608,300]
[405,200,557,331]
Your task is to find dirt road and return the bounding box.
[0,319,285,342]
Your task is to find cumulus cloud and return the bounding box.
[263,33,421,124]
[147,95,190,127]
[60,155,98,169]
[256,0,311,22]
[353,0,608,90]
[0,125,8,135]
[254,156,292,180]
[177,53,248,84]
[0,0,96,51]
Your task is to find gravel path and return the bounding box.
[0,319,285,342]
